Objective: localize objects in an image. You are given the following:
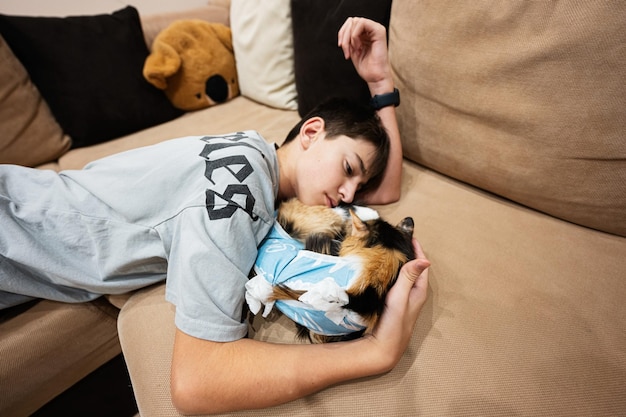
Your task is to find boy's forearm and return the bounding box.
[373,105,403,204]
[171,329,393,415]
[360,78,403,205]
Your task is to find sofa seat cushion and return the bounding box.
[390,1,626,237]
[0,6,183,150]
[118,157,626,416]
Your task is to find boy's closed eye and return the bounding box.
[345,161,354,176]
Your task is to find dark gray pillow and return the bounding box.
[0,6,183,148]
[290,0,392,117]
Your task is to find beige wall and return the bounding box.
[0,0,210,17]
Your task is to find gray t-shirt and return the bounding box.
[0,131,278,341]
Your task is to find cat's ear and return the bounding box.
[348,209,369,237]
[398,217,415,236]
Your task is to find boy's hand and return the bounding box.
[365,239,430,369]
[338,17,393,95]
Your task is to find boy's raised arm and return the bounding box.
[170,242,430,415]
[338,17,403,205]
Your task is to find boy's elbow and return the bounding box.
[171,331,246,415]
[369,188,401,206]
[380,189,401,205]
[171,368,240,415]
[171,370,217,415]
[171,373,200,415]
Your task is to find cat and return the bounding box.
[268,198,415,343]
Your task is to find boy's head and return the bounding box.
[283,98,390,194]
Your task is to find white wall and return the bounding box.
[0,0,211,17]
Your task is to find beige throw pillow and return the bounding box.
[0,35,71,166]
[230,0,298,110]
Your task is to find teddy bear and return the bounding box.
[143,20,239,111]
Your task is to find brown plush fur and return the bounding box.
[277,200,348,242]
[143,20,239,111]
[272,198,415,343]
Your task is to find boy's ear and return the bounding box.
[299,117,325,149]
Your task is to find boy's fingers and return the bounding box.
[403,258,430,285]
[391,257,430,304]
[338,17,370,60]
[338,17,356,59]
[413,238,426,259]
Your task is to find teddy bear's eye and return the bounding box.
[195,93,202,99]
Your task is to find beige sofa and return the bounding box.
[2,1,625,416]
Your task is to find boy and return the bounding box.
[0,17,429,413]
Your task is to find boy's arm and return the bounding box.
[338,17,403,205]
[171,242,430,415]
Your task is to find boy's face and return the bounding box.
[294,134,376,207]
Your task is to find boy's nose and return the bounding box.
[339,181,358,204]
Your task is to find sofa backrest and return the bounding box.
[140,2,231,49]
[390,0,626,237]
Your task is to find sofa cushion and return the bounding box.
[230,0,298,111]
[290,0,392,117]
[390,1,626,237]
[0,6,183,149]
[0,35,71,166]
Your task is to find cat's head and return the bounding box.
[346,210,415,260]
[341,211,416,296]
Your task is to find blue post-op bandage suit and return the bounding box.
[246,221,368,336]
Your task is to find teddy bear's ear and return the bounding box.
[143,41,182,90]
[210,24,234,54]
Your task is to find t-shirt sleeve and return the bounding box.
[162,132,277,342]
[164,204,270,342]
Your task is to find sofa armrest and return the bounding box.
[0,299,120,416]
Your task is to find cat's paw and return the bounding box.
[333,205,379,221]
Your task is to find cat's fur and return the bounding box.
[271,198,415,343]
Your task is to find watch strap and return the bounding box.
[370,88,400,110]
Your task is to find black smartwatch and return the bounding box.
[370,88,400,110]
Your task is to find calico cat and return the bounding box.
[270,198,415,343]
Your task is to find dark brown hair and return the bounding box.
[284,98,390,191]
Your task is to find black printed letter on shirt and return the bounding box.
[199,134,264,221]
